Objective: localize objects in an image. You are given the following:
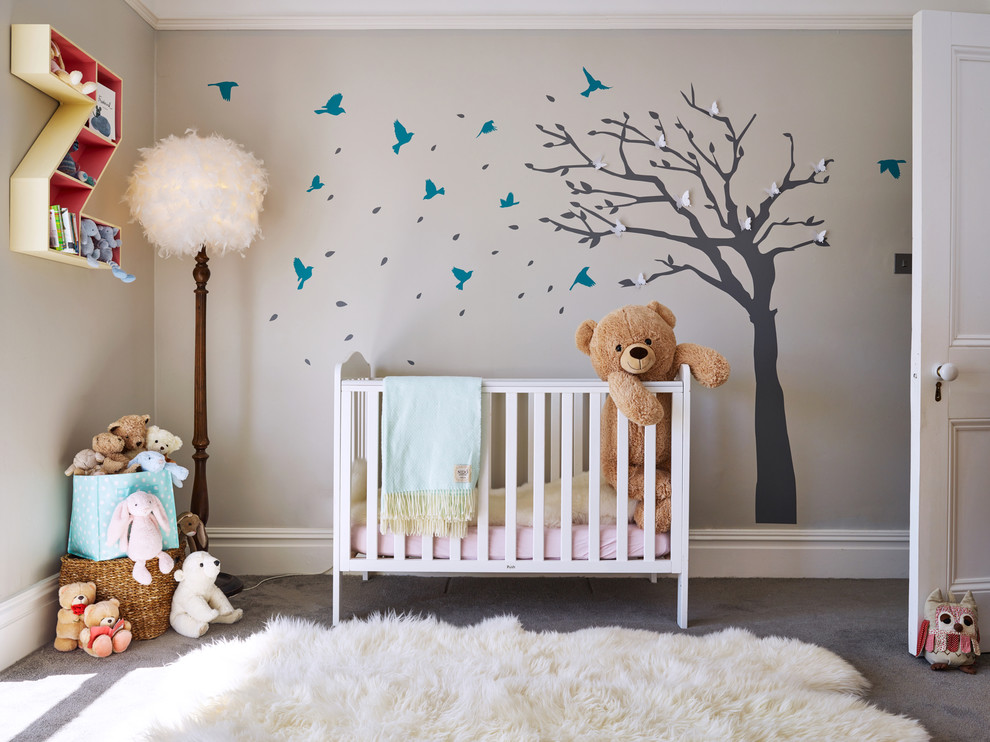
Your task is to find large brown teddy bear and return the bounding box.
[576,302,729,532]
[53,581,97,651]
[107,414,150,461]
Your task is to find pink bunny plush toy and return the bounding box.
[107,491,175,585]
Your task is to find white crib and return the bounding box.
[332,352,692,628]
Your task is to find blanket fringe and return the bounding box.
[380,489,476,539]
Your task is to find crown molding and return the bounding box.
[121,1,990,31]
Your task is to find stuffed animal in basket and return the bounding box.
[64,448,105,476]
[107,490,175,585]
[78,599,132,658]
[128,450,189,488]
[170,551,243,638]
[107,414,150,461]
[91,432,138,474]
[146,425,183,461]
[916,588,981,673]
[177,511,209,554]
[576,302,729,532]
[54,581,97,651]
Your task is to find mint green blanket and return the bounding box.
[381,376,481,538]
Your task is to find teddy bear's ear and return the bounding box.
[646,301,676,329]
[575,320,597,356]
[109,598,120,608]
[141,414,151,425]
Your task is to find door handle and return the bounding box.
[935,363,959,381]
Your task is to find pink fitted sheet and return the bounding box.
[351,524,670,561]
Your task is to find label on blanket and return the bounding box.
[453,465,472,484]
[67,470,179,561]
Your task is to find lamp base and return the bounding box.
[216,571,244,598]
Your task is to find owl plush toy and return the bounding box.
[916,588,981,673]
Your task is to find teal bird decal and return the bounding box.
[315,93,345,115]
[569,266,596,290]
[294,258,314,290]
[452,267,473,290]
[476,120,497,137]
[424,179,445,199]
[307,175,324,192]
[580,67,610,97]
[878,159,907,179]
[499,192,519,208]
[208,81,238,101]
[393,120,414,154]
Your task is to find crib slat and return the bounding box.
[505,392,518,563]
[616,407,629,562]
[477,392,491,563]
[560,393,574,561]
[572,394,585,478]
[532,393,545,561]
[337,389,353,571]
[366,390,380,562]
[644,423,657,562]
[549,393,561,481]
[588,393,602,563]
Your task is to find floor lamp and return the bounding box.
[125,131,268,596]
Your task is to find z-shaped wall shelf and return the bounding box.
[10,25,123,268]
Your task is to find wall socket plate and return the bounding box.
[894,253,912,274]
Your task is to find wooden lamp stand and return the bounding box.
[190,247,243,597]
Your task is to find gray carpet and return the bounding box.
[1,575,986,741]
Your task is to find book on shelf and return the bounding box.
[49,206,62,250]
[60,207,78,253]
[89,83,116,140]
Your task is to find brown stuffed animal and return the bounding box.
[576,302,729,532]
[177,511,209,554]
[78,599,133,658]
[107,414,151,461]
[91,432,137,475]
[54,581,97,651]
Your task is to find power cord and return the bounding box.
[237,566,333,593]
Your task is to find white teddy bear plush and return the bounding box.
[146,425,183,460]
[169,551,243,638]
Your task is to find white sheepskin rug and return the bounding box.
[142,615,928,742]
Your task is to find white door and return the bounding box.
[910,10,990,651]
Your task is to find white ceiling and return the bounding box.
[122,0,990,30]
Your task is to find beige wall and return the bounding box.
[153,30,912,533]
[1,0,155,608]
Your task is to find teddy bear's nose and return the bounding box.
[629,346,649,360]
[955,623,964,632]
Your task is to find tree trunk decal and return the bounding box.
[526,85,831,523]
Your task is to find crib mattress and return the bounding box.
[351,524,671,561]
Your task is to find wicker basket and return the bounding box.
[59,549,184,640]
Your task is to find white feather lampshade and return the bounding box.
[124,131,268,257]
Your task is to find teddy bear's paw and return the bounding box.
[112,630,132,653]
[216,608,244,624]
[89,635,113,658]
[53,638,78,652]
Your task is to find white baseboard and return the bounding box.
[208,526,909,579]
[0,575,59,671]
[689,528,909,578]
[207,527,334,576]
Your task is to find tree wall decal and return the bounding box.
[526,85,832,524]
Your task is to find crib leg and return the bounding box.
[333,565,341,626]
[362,572,370,582]
[677,571,689,629]
[650,573,657,584]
